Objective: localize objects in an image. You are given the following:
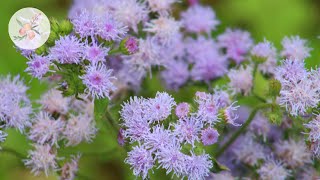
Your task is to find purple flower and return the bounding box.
[49,35,84,64]
[147,92,176,122]
[281,36,312,60]
[201,128,219,146]
[25,55,51,79]
[146,0,178,14]
[181,4,219,34]
[0,75,32,132]
[155,142,187,177]
[258,158,290,180]
[117,128,126,146]
[71,10,99,37]
[174,116,202,146]
[113,0,149,32]
[161,60,189,90]
[275,59,307,84]
[125,145,154,179]
[222,102,241,126]
[97,13,128,41]
[191,51,228,82]
[228,65,253,96]
[38,89,70,115]
[251,39,277,74]
[80,64,116,99]
[124,37,139,54]
[304,115,320,142]
[186,36,218,63]
[60,155,80,180]
[84,40,109,64]
[217,28,253,64]
[195,92,220,124]
[144,16,181,45]
[29,112,65,147]
[185,152,213,180]
[175,102,190,118]
[145,125,174,152]
[24,144,59,176]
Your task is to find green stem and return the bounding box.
[214,103,271,157]
[108,48,121,55]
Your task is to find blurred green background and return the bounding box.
[0,0,319,179]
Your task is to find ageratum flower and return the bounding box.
[0,75,32,132]
[29,112,65,147]
[175,102,190,118]
[49,35,84,64]
[251,39,277,74]
[113,0,149,32]
[97,13,128,41]
[195,92,220,124]
[228,65,253,96]
[147,92,176,122]
[155,142,187,178]
[80,63,116,99]
[185,152,213,180]
[38,89,71,115]
[274,139,312,168]
[281,36,312,60]
[125,145,154,179]
[0,130,7,144]
[25,55,51,79]
[186,36,218,63]
[60,155,81,180]
[201,127,219,146]
[258,158,290,180]
[222,102,241,126]
[63,114,97,146]
[24,144,59,176]
[161,60,189,90]
[276,60,319,116]
[304,114,320,142]
[84,40,110,64]
[217,28,253,64]
[173,116,202,146]
[145,125,174,152]
[71,10,99,37]
[144,16,181,44]
[146,0,178,14]
[181,4,220,34]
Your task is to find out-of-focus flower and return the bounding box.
[113,0,148,32]
[144,16,181,45]
[49,35,84,64]
[24,144,59,176]
[60,154,81,180]
[251,39,277,74]
[258,158,290,180]
[161,60,189,90]
[38,89,70,115]
[29,112,65,146]
[281,36,312,60]
[228,65,253,96]
[63,114,97,146]
[146,0,178,14]
[181,4,219,34]
[274,139,312,168]
[97,13,128,41]
[0,75,32,132]
[217,28,253,64]
[80,64,116,99]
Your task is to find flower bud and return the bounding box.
[50,18,60,33]
[46,31,59,46]
[268,79,281,97]
[35,45,47,55]
[59,20,73,35]
[252,55,267,64]
[120,37,139,55]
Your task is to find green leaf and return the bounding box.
[16,19,23,27]
[94,98,109,122]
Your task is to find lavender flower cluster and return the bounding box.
[120,91,239,179]
[3,0,319,179]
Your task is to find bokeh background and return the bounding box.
[0,0,319,179]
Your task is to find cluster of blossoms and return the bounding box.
[120,91,240,179]
[7,0,320,179]
[0,75,97,178]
